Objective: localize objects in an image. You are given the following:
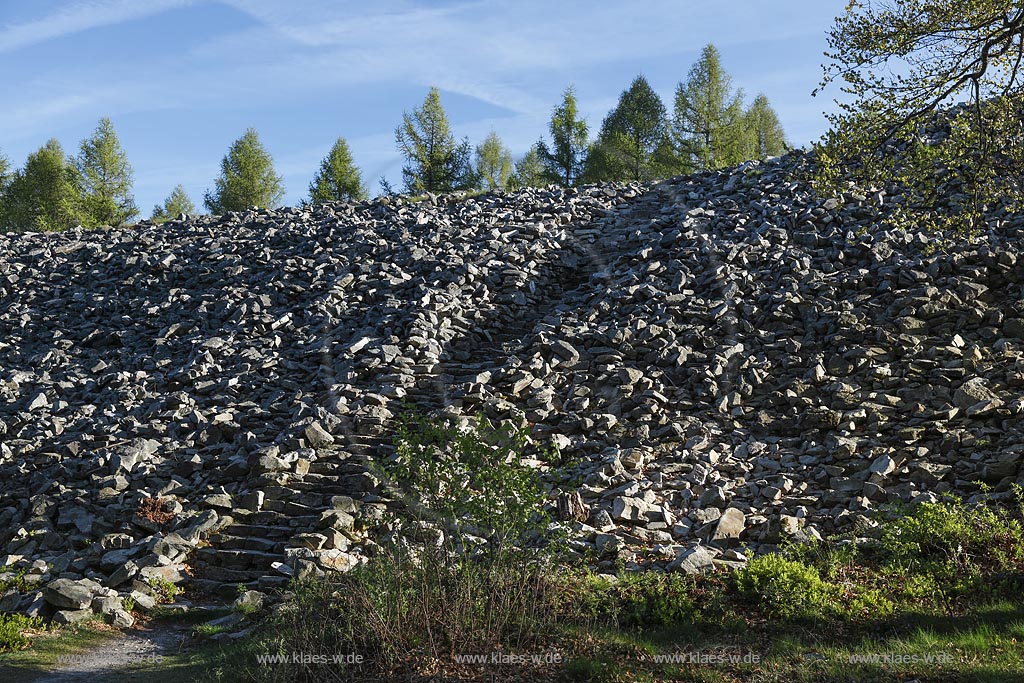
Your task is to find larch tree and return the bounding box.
[672,44,749,172]
[309,137,367,204]
[815,0,1024,232]
[586,75,670,182]
[475,131,514,191]
[509,144,547,189]
[537,87,590,186]
[151,185,196,222]
[76,117,137,227]
[744,94,789,159]
[3,139,84,232]
[204,128,285,214]
[395,87,474,194]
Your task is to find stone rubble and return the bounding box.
[1,149,1023,622]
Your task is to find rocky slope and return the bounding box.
[1,150,1023,623]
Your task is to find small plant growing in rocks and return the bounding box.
[0,569,30,593]
[147,576,180,604]
[194,623,228,638]
[378,412,549,549]
[136,497,176,529]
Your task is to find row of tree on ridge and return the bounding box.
[0,44,786,232]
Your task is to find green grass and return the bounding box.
[193,624,227,638]
[122,638,259,683]
[0,618,114,683]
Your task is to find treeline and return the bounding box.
[0,44,785,231]
[0,119,137,232]
[391,44,787,194]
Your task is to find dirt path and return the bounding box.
[16,621,189,683]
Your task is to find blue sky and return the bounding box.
[0,1,848,215]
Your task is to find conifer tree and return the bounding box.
[395,87,474,193]
[0,150,10,229]
[537,87,590,186]
[3,139,84,232]
[308,137,367,203]
[474,131,513,191]
[76,117,137,227]
[509,145,547,190]
[0,150,9,189]
[204,128,285,213]
[672,44,749,172]
[586,75,669,182]
[744,94,788,159]
[151,185,196,222]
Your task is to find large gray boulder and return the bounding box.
[44,579,94,610]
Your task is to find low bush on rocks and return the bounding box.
[873,488,1024,608]
[374,412,551,548]
[220,414,566,681]
[734,553,842,619]
[147,576,181,604]
[135,497,176,529]
[0,614,43,653]
[0,569,30,594]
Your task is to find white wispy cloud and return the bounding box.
[195,0,840,120]
[0,93,96,134]
[0,0,197,53]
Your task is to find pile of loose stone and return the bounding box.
[1,149,1023,626]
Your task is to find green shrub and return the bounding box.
[147,576,181,604]
[619,575,698,628]
[0,569,30,593]
[882,496,1024,569]
[610,573,698,628]
[232,415,566,682]
[783,538,859,582]
[552,572,618,625]
[734,553,840,619]
[375,412,549,548]
[877,493,1024,604]
[0,613,43,653]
